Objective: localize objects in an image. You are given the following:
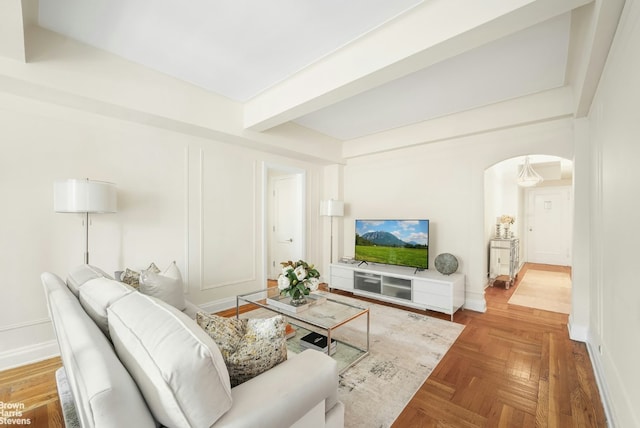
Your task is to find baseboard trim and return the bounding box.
[463,296,487,313]
[198,296,237,314]
[0,340,59,371]
[586,339,617,427]
[567,317,588,342]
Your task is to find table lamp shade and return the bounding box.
[54,179,117,213]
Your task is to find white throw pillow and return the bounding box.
[107,292,232,428]
[139,264,186,311]
[163,261,182,282]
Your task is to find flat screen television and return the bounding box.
[355,219,429,270]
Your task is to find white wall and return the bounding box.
[484,159,521,245]
[0,23,338,370]
[585,1,640,425]
[342,118,573,312]
[0,91,325,370]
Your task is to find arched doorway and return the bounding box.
[484,155,573,311]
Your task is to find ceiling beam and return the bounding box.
[0,25,344,164]
[570,0,625,117]
[244,0,593,133]
[342,87,574,159]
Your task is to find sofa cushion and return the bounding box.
[108,292,232,428]
[66,264,112,297]
[196,312,288,387]
[214,349,341,428]
[78,277,134,337]
[139,263,186,311]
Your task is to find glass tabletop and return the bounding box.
[236,288,367,330]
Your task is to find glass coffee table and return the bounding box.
[236,288,369,374]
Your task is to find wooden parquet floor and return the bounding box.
[392,263,606,428]
[0,263,606,428]
[0,357,63,427]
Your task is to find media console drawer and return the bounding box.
[331,276,354,291]
[329,265,354,291]
[413,279,450,296]
[413,290,449,310]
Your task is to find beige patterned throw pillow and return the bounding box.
[196,312,287,387]
[119,263,160,288]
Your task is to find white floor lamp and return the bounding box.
[320,199,344,264]
[54,178,117,264]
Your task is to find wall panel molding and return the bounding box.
[0,317,50,333]
[199,151,257,290]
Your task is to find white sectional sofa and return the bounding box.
[42,265,344,428]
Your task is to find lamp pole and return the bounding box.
[321,199,344,266]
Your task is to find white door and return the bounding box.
[525,186,572,265]
[268,174,303,279]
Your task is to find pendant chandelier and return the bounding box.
[517,156,543,187]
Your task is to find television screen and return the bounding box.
[355,219,429,269]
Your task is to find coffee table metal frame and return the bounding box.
[236,288,370,374]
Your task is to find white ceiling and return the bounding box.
[38,0,422,102]
[36,0,578,142]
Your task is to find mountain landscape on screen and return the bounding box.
[355,220,429,269]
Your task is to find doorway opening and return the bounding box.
[484,155,573,312]
[264,164,305,280]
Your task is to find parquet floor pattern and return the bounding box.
[0,263,606,428]
[392,263,606,427]
[0,357,63,427]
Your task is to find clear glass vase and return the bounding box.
[289,292,307,306]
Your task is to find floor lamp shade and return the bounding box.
[54,179,117,213]
[54,179,117,264]
[320,199,344,217]
[321,199,344,264]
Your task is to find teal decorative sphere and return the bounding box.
[434,253,458,275]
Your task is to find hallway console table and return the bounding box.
[488,238,520,289]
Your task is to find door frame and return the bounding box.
[262,162,306,283]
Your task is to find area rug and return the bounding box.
[331,295,464,427]
[242,294,464,427]
[55,367,80,428]
[508,269,571,314]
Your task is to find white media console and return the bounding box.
[329,262,465,321]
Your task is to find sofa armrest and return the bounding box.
[213,349,340,428]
